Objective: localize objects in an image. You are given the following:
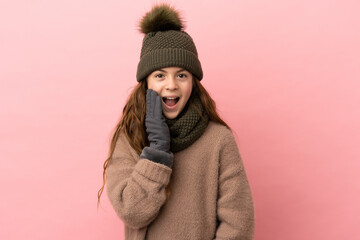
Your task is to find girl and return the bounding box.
[97,3,255,240]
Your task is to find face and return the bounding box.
[147,67,193,119]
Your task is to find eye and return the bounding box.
[178,73,187,78]
[155,73,164,78]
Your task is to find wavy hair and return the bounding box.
[97,76,230,209]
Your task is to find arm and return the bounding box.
[106,132,172,229]
[215,131,255,240]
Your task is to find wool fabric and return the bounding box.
[106,121,255,240]
[136,30,203,82]
[165,94,209,153]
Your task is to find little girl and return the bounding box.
[97,3,255,240]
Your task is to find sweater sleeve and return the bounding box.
[106,132,172,229]
[214,131,255,240]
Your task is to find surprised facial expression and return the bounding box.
[146,67,193,119]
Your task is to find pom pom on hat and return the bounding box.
[139,3,184,34]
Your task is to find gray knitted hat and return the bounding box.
[136,4,203,82]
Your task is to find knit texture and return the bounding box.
[106,121,255,240]
[136,30,203,82]
[165,94,209,153]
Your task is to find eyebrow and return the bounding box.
[157,68,187,73]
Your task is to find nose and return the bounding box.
[165,76,178,90]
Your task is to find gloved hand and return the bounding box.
[140,89,173,168]
[145,89,171,152]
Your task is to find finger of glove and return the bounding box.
[146,89,153,118]
[153,93,163,119]
[146,89,157,118]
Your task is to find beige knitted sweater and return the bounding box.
[106,121,255,240]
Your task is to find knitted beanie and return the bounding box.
[136,4,203,82]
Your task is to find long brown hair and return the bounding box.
[97,77,230,209]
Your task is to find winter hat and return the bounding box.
[136,3,203,82]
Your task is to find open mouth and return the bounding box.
[162,97,180,107]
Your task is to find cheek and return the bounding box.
[183,82,193,100]
[147,80,162,94]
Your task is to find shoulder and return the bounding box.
[192,121,237,153]
[206,122,244,169]
[204,121,235,142]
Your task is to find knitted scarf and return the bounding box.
[165,94,209,153]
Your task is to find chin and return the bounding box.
[164,112,179,119]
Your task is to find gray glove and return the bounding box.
[140,89,173,168]
[145,89,171,151]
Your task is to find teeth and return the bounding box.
[165,97,178,99]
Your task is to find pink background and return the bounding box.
[1,0,359,239]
